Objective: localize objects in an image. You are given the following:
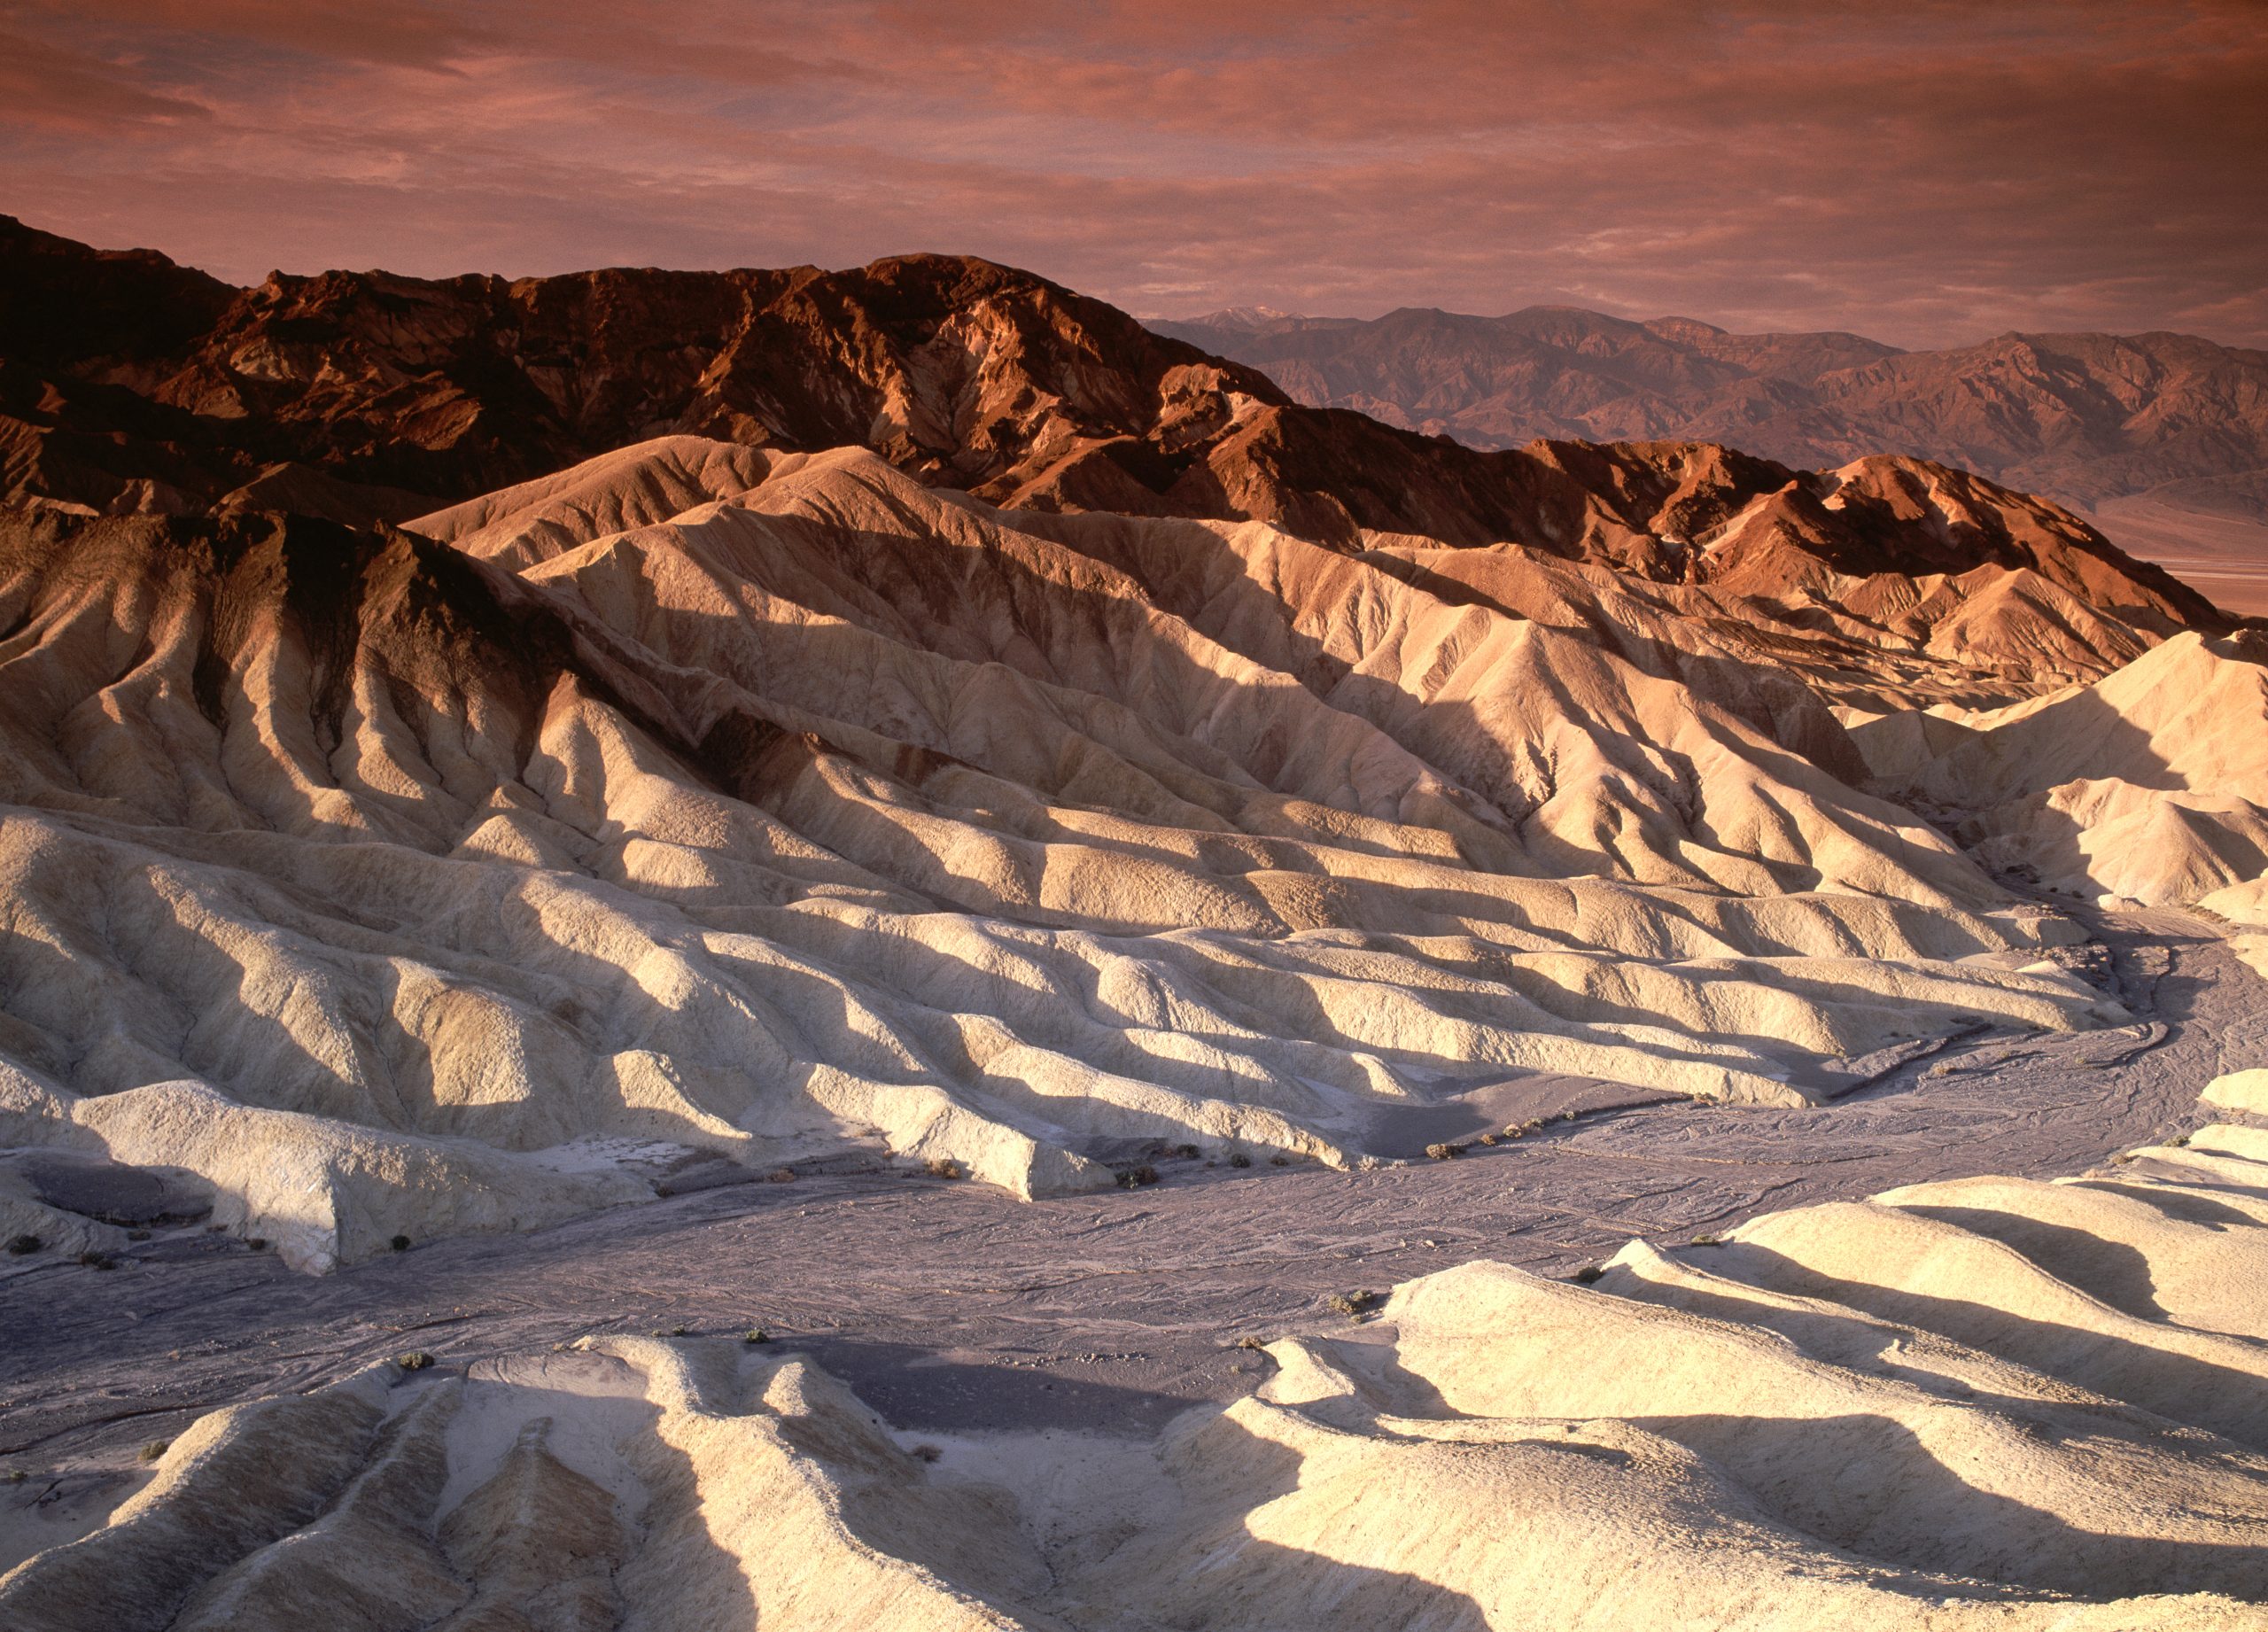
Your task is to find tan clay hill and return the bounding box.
[12,1068,2268,1630]
[2,438,2172,1271]
[1851,627,2268,921]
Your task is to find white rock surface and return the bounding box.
[15,1099,2268,1628]
[0,440,2176,1262]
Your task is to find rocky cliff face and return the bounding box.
[1,215,2216,626]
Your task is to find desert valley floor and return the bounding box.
[2,904,2253,1454]
[4,903,2265,1627]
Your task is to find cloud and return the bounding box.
[0,26,213,131]
[1,0,2262,347]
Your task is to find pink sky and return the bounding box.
[4,0,2264,348]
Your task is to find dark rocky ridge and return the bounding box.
[0,214,2218,626]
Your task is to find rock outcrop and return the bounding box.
[2,216,2217,623]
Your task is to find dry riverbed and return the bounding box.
[3,905,2263,1566]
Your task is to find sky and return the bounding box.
[3,1,2264,350]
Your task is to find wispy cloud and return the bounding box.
[3,0,2262,347]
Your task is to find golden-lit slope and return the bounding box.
[15,1073,2268,1629]
[1850,627,2268,916]
[0,439,2127,1267]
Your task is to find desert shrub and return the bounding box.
[1571,1265,1604,1285]
[923,1156,965,1181]
[395,1351,435,1371]
[1116,1164,1159,1189]
[744,1327,770,1345]
[78,1250,115,1271]
[4,1234,39,1256]
[1227,1153,1252,1169]
[136,1440,169,1464]
[766,1167,796,1184]
[1424,1142,1465,1161]
[390,1234,411,1252]
[1325,1290,1380,1318]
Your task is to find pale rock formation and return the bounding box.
[2207,1069,2268,1116]
[1849,629,2268,913]
[0,437,2147,1263]
[14,1097,2268,1627]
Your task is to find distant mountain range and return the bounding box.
[1152,307,2268,610]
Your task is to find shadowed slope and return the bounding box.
[1848,629,2268,918]
[0,440,2126,1266]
